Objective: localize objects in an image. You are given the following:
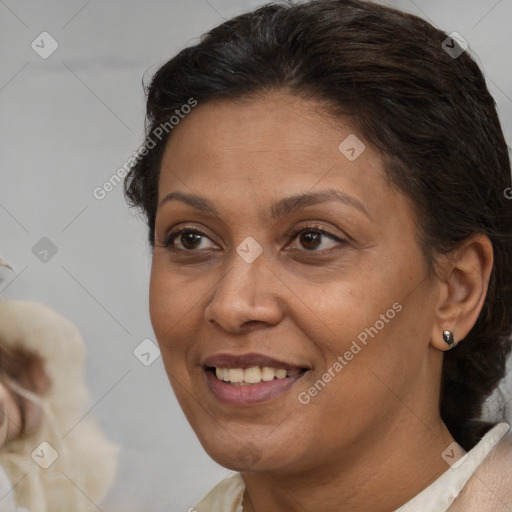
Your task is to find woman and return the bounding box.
[124,0,512,510]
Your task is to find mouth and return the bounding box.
[205,365,307,385]
[202,353,310,406]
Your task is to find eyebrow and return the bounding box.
[158,189,373,221]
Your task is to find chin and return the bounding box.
[198,429,295,472]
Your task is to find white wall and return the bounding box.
[1,1,510,510]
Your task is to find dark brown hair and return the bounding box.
[124,0,512,450]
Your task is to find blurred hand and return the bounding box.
[0,381,22,448]
[0,349,49,448]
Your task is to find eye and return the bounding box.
[164,228,217,251]
[163,225,347,253]
[287,225,347,252]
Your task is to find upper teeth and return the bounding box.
[215,366,301,385]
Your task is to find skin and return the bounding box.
[149,91,493,512]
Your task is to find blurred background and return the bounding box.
[1,0,511,510]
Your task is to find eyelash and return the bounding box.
[163,225,346,253]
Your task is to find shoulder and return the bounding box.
[449,425,512,511]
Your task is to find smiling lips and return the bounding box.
[214,366,302,385]
[203,352,309,405]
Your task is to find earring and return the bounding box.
[443,330,455,349]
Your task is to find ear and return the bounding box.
[430,234,493,351]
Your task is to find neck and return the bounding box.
[241,416,456,512]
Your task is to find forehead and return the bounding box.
[157,91,404,222]
[161,92,353,171]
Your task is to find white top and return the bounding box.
[193,422,511,512]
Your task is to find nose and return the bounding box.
[203,247,284,333]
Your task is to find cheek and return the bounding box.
[149,268,169,341]
[148,265,198,406]
[148,257,219,376]
[296,271,395,353]
[148,261,194,356]
[300,263,432,396]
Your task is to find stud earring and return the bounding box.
[443,330,455,349]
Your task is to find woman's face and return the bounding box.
[150,91,444,472]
